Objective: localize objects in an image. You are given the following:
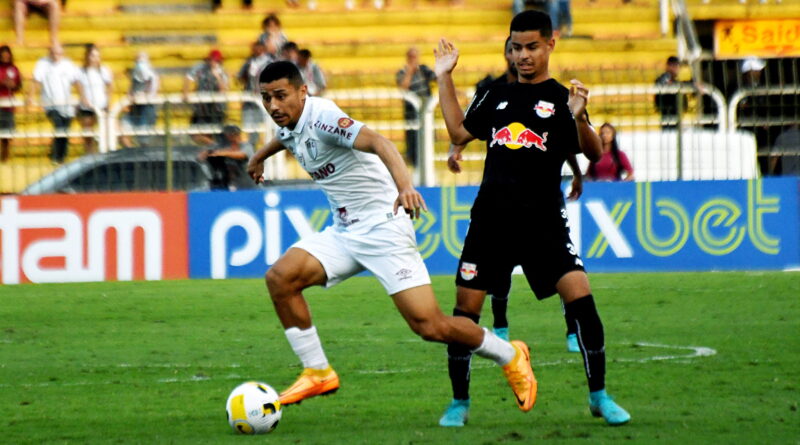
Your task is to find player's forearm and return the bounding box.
[576,117,602,162]
[373,138,414,191]
[566,154,582,179]
[436,73,470,145]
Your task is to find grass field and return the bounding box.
[1,272,799,444]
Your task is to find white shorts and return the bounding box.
[291,216,431,295]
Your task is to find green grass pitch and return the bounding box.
[1,272,798,444]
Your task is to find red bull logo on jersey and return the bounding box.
[534,100,555,118]
[490,122,548,151]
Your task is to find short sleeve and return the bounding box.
[101,66,113,84]
[618,150,634,174]
[463,88,493,140]
[32,60,45,83]
[314,101,365,149]
[563,110,582,154]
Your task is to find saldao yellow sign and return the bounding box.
[715,19,800,59]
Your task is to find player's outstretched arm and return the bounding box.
[353,126,428,219]
[247,137,287,184]
[568,79,602,162]
[435,38,475,146]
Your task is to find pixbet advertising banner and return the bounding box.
[187,178,799,279]
[0,193,188,284]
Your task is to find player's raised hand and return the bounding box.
[394,186,429,220]
[447,144,465,173]
[247,159,265,184]
[568,79,590,119]
[434,38,459,77]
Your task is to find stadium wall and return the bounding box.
[1,178,798,285]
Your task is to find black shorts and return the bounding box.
[455,206,584,300]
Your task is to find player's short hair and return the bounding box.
[259,60,304,88]
[510,10,553,39]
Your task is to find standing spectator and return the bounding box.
[14,0,61,47]
[237,41,273,147]
[654,56,685,128]
[32,44,86,164]
[585,123,634,181]
[297,49,326,96]
[258,14,288,59]
[198,124,253,190]
[184,49,228,146]
[121,51,159,148]
[280,41,300,64]
[738,57,772,173]
[76,44,112,155]
[0,45,22,163]
[548,0,572,37]
[395,47,436,167]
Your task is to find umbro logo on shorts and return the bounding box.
[395,268,413,280]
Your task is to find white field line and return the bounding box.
[0,342,715,388]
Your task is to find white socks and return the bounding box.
[285,326,330,370]
[472,328,516,366]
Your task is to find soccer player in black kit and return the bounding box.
[435,10,631,427]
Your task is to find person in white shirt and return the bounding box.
[121,51,159,148]
[77,44,113,154]
[246,61,537,414]
[31,44,87,164]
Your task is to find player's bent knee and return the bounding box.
[410,319,448,343]
[265,266,304,297]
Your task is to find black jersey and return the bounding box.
[463,79,582,214]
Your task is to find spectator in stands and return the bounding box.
[585,123,634,181]
[297,49,327,97]
[396,47,436,167]
[258,14,288,59]
[738,57,773,174]
[76,44,112,155]
[32,44,87,164]
[121,51,159,148]
[184,48,228,146]
[280,41,300,64]
[13,0,61,47]
[548,0,573,37]
[198,124,253,190]
[654,56,687,129]
[0,45,22,163]
[237,41,273,147]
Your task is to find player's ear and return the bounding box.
[299,83,308,98]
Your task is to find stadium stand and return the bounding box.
[0,0,794,192]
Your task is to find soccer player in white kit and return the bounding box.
[246,61,538,414]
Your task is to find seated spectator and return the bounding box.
[14,0,61,47]
[585,123,634,181]
[198,124,253,190]
[297,49,326,96]
[121,51,159,148]
[0,45,22,163]
[258,14,288,58]
[76,43,112,154]
[237,41,273,147]
[32,44,87,164]
[280,41,300,64]
[654,56,685,128]
[183,49,228,146]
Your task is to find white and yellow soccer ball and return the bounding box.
[225,381,282,434]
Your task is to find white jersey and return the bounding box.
[277,96,400,233]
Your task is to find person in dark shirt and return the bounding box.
[435,10,630,427]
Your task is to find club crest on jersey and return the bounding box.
[496,101,508,110]
[305,139,319,160]
[490,122,548,152]
[534,100,555,118]
[338,117,354,128]
[460,262,477,281]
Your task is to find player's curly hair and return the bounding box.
[510,10,553,39]
[259,60,304,88]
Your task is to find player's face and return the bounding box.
[510,30,554,82]
[261,78,308,128]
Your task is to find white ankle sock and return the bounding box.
[285,326,329,370]
[472,328,515,366]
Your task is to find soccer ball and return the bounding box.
[225,381,282,434]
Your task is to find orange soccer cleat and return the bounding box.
[279,366,340,406]
[501,340,538,412]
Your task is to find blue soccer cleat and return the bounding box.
[439,399,470,427]
[566,333,580,353]
[589,390,631,426]
[493,327,509,342]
